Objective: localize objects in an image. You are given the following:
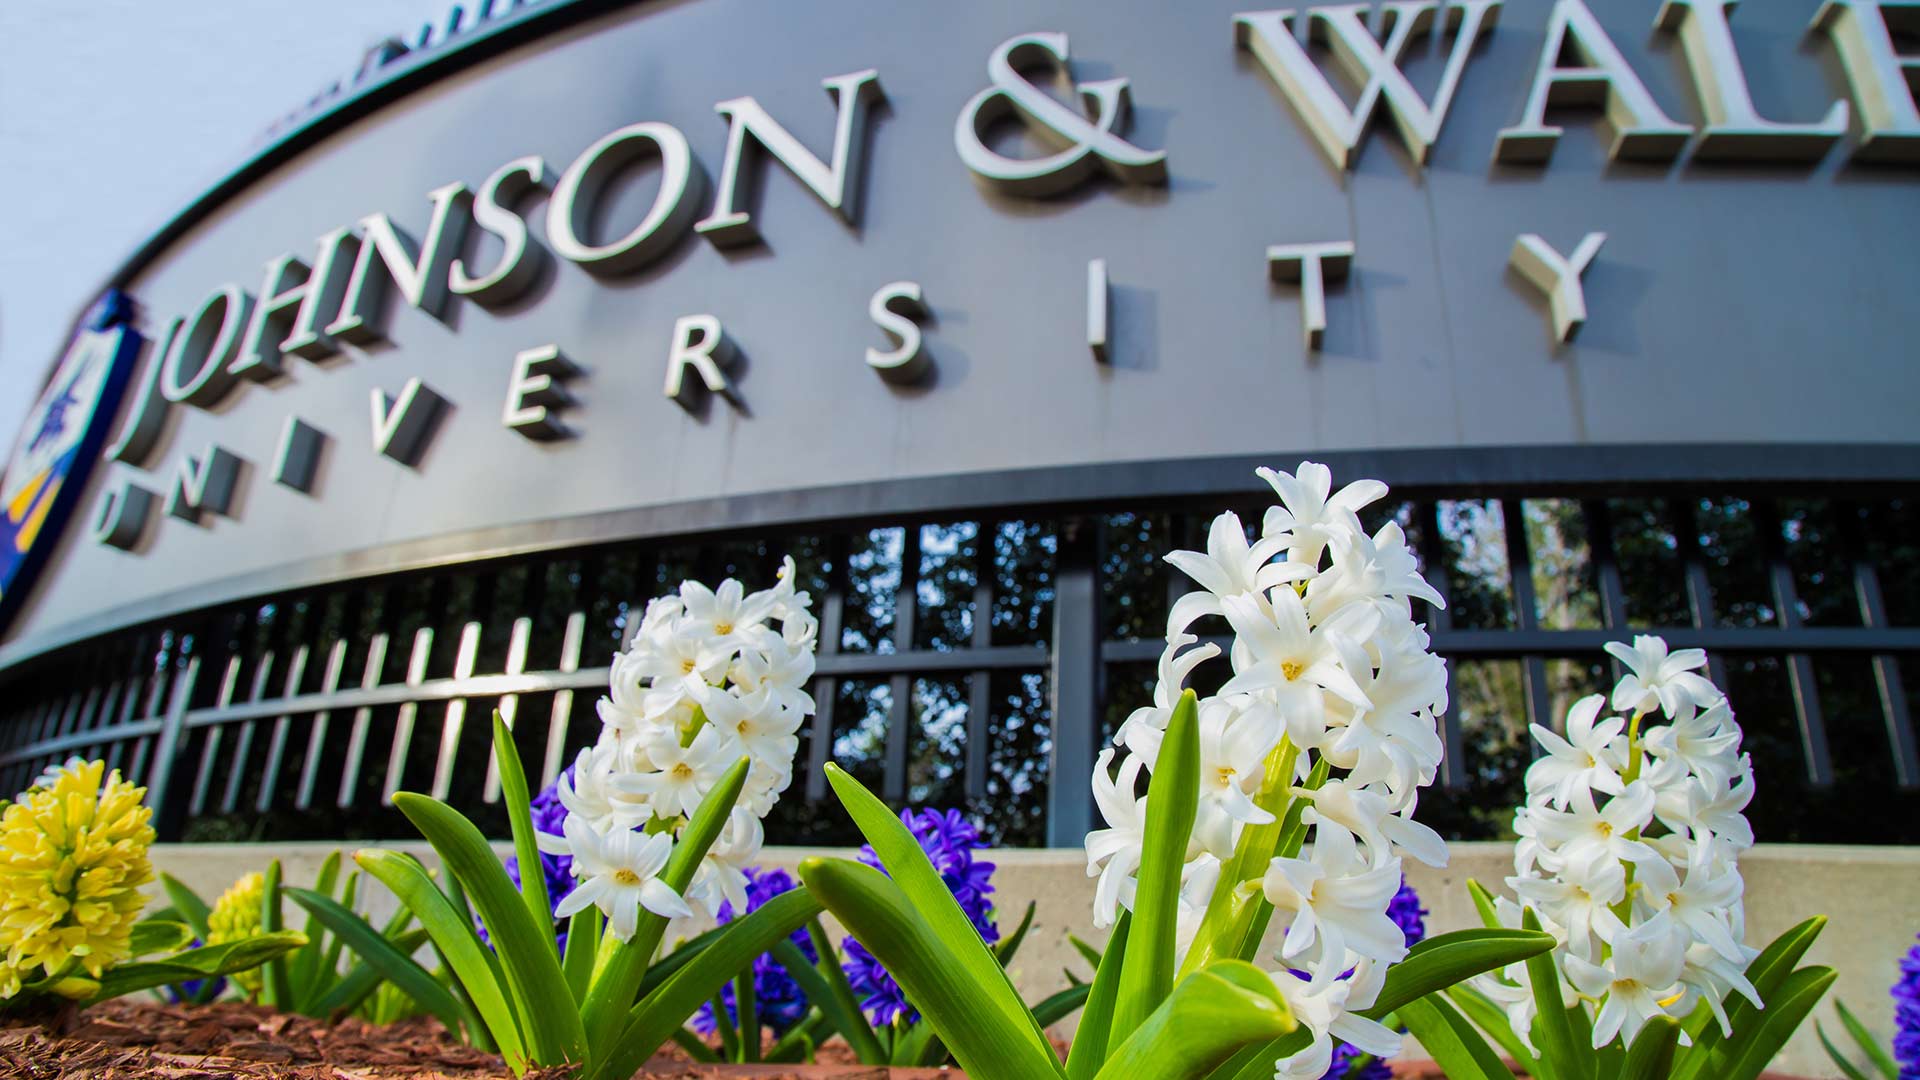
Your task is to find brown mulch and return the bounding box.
[0,1001,1816,1079]
[0,999,569,1079]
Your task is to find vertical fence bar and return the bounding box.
[188,656,244,817]
[295,640,350,810]
[254,645,311,813]
[1673,497,1730,690]
[338,633,390,807]
[541,613,587,787]
[1842,506,1920,788]
[147,657,202,842]
[1501,500,1555,741]
[1419,500,1466,788]
[431,622,483,802]
[220,651,280,814]
[883,527,920,803]
[1755,500,1833,786]
[382,627,435,804]
[966,519,997,801]
[805,536,847,802]
[484,616,534,803]
[1048,516,1099,847]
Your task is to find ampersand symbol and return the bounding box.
[954,32,1168,197]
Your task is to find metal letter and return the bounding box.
[234,228,360,378]
[1088,259,1110,362]
[91,482,155,551]
[160,284,252,409]
[955,32,1168,196]
[663,314,735,408]
[1509,231,1606,342]
[866,282,930,384]
[1812,0,1920,163]
[1234,2,1502,169]
[1267,241,1354,350]
[165,444,243,524]
[1656,0,1848,161]
[325,181,474,344]
[549,122,704,274]
[1494,0,1693,164]
[279,227,360,362]
[503,344,580,439]
[103,317,179,467]
[370,379,448,466]
[272,417,327,494]
[450,155,549,305]
[697,70,886,247]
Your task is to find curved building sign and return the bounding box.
[5,0,1919,653]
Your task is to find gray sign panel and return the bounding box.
[8,0,1918,653]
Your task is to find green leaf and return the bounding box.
[1356,927,1557,1020]
[260,859,295,1009]
[1184,738,1298,977]
[1618,1014,1681,1079]
[310,927,431,1018]
[595,887,824,1080]
[803,917,883,1063]
[1034,981,1093,1028]
[1113,689,1201,1044]
[670,1027,721,1063]
[578,755,750,1059]
[157,872,213,942]
[1520,907,1580,1080]
[1069,933,1105,972]
[996,900,1038,968]
[1093,961,1295,1080]
[823,763,1060,1074]
[87,931,307,1003]
[796,856,1062,1080]
[1835,999,1900,1079]
[770,939,884,1064]
[492,711,554,952]
[394,791,587,1067]
[1672,915,1827,1080]
[355,848,527,1071]
[128,919,194,958]
[1717,966,1838,1080]
[1399,994,1518,1080]
[286,886,475,1037]
[1816,1020,1875,1080]
[289,850,343,1011]
[1198,1031,1316,1080]
[563,906,600,1003]
[1065,912,1130,1080]
[1466,878,1502,929]
[1446,985,1542,1078]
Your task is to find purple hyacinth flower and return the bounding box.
[843,808,999,1026]
[693,867,818,1036]
[1895,932,1920,1080]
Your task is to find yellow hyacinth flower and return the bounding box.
[207,871,265,994]
[0,760,155,996]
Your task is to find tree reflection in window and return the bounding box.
[841,528,903,653]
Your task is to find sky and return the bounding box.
[0,0,456,451]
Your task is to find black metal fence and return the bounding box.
[3,485,1916,847]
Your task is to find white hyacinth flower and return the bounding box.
[543,560,819,940]
[554,820,690,941]
[1475,633,1759,1053]
[1084,463,1452,1076]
